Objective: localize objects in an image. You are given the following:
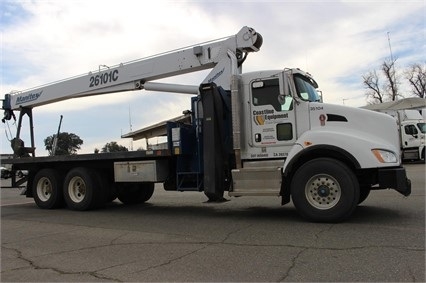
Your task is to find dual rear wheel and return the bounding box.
[32,167,154,210]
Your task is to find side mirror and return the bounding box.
[279,71,290,98]
[317,90,323,103]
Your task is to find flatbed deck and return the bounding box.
[2,149,171,168]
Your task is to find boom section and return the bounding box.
[4,26,262,111]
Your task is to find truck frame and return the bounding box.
[2,26,411,222]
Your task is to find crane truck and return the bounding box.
[1,26,411,222]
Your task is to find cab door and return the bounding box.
[402,123,420,149]
[249,78,296,158]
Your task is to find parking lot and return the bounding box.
[1,163,425,282]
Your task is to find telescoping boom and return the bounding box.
[3,26,262,111]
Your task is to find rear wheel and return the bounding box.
[63,167,106,210]
[291,158,359,222]
[117,183,154,205]
[32,168,64,209]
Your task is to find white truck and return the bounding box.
[1,26,411,222]
[367,108,425,161]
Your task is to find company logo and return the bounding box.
[253,109,288,125]
[208,67,225,83]
[15,90,43,105]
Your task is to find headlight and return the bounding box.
[372,149,398,163]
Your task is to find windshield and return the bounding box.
[417,122,426,134]
[294,74,321,102]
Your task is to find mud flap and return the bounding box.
[200,83,226,201]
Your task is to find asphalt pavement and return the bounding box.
[1,163,425,282]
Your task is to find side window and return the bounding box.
[252,79,292,111]
[404,125,418,135]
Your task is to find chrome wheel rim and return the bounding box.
[305,174,341,210]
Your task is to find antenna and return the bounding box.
[387,31,398,99]
[387,32,394,64]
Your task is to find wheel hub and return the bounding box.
[305,175,341,210]
[317,185,330,197]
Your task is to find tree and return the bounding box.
[101,141,128,153]
[381,59,400,101]
[362,70,385,104]
[363,59,402,104]
[405,63,426,98]
[44,132,83,156]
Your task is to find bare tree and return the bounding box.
[381,59,401,101]
[405,63,426,98]
[362,70,385,104]
[363,58,402,104]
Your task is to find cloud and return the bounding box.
[1,0,425,155]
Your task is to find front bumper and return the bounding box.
[378,167,411,196]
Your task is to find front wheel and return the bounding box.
[291,158,359,223]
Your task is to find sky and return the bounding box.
[1,0,425,156]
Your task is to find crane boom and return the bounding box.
[2,26,262,114]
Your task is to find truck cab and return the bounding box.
[400,119,425,160]
[228,68,410,221]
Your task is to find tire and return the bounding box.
[291,158,359,223]
[63,167,105,211]
[117,183,154,205]
[32,168,64,209]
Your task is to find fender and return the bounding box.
[283,143,360,178]
[283,128,400,175]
